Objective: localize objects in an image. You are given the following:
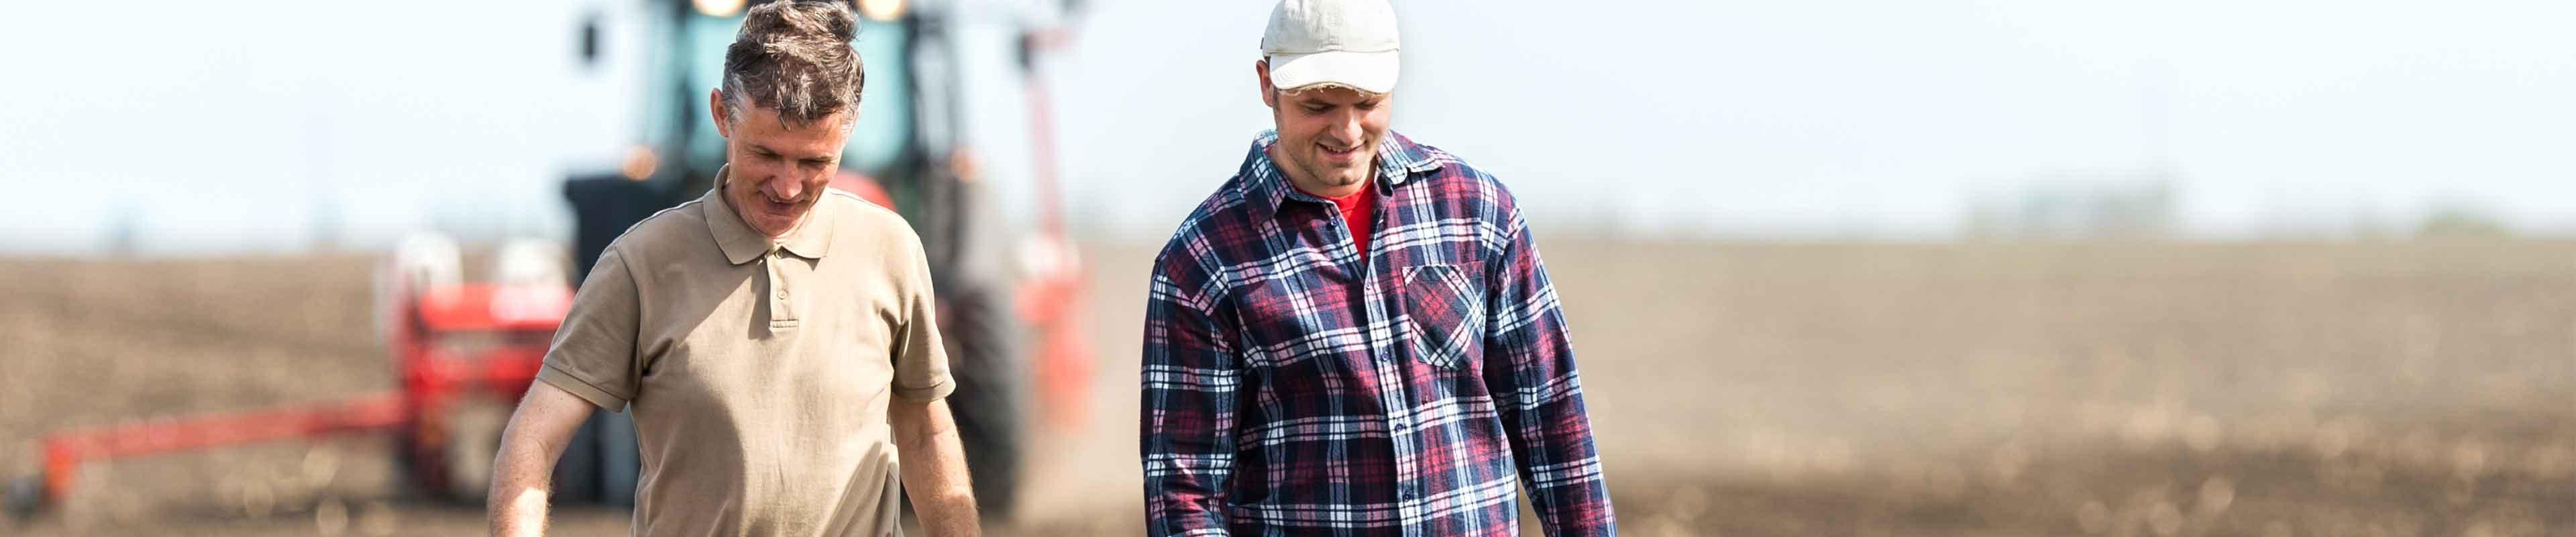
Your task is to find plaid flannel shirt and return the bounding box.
[1142,130,1615,536]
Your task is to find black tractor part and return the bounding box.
[4,474,44,520]
[938,283,1027,519]
[553,174,681,504]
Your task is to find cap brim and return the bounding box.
[1267,50,1399,94]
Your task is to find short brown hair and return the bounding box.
[1276,82,1386,101]
[720,0,865,128]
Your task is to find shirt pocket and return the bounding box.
[1397,262,1487,370]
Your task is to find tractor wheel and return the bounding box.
[437,399,511,501]
[550,412,606,503]
[594,409,641,506]
[3,474,42,520]
[940,285,1027,520]
[394,397,517,504]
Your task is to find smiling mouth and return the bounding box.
[760,195,801,213]
[1319,143,1361,160]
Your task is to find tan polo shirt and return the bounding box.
[537,169,953,536]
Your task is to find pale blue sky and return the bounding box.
[1053,0,2576,239]
[2,0,2571,254]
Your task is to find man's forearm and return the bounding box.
[894,399,979,536]
[487,446,552,536]
[905,442,978,537]
[487,383,594,537]
[487,421,562,536]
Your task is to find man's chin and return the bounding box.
[753,213,803,236]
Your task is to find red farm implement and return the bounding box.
[5,237,574,518]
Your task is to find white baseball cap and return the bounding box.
[1260,0,1401,94]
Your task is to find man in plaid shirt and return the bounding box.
[1140,1,1615,535]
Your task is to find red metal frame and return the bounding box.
[38,394,407,505]
[26,282,572,508]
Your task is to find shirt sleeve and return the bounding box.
[1140,248,1240,536]
[537,246,645,411]
[890,234,955,402]
[1480,209,1617,536]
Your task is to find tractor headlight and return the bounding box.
[857,0,906,21]
[692,0,746,17]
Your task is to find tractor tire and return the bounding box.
[392,411,443,501]
[3,475,42,520]
[392,397,524,504]
[939,284,1027,520]
[594,409,641,506]
[439,397,516,503]
[400,404,615,505]
[551,412,606,503]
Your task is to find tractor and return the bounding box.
[5,0,1088,522]
[559,0,1092,521]
[551,0,1091,520]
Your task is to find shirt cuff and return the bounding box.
[892,374,955,402]
[537,364,630,411]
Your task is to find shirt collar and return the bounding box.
[704,165,837,265]
[1240,129,1442,216]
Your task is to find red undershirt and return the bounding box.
[1302,181,1377,258]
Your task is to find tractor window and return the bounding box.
[678,14,915,179]
[845,19,916,177]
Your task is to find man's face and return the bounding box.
[710,89,851,238]
[1258,61,1392,196]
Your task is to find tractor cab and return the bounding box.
[576,0,926,234]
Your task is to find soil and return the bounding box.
[3,239,2569,536]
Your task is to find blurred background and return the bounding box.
[1,0,2570,535]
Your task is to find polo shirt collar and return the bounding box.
[1240,129,1441,217]
[704,165,837,265]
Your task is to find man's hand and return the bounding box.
[487,383,596,537]
[891,397,979,536]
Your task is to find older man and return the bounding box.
[1140,0,1617,535]
[486,1,977,536]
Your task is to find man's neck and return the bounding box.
[765,219,804,245]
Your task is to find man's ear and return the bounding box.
[708,89,733,138]
[1255,60,1277,109]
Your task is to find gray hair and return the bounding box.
[720,0,865,129]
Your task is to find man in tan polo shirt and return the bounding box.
[486,2,977,536]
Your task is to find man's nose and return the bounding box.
[1332,111,1365,147]
[766,179,804,201]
